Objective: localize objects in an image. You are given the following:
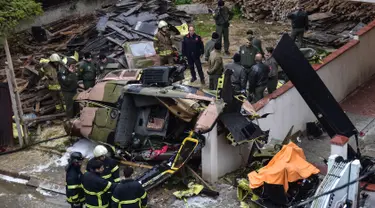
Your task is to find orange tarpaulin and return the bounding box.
[248,142,320,192]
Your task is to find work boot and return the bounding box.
[201,80,206,85]
[190,77,197,83]
[225,51,231,56]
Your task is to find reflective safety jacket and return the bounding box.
[39,59,61,91]
[154,31,173,57]
[111,179,147,208]
[82,171,117,208]
[86,157,120,183]
[66,165,85,204]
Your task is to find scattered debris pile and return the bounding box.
[12,0,192,56]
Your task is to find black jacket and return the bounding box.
[86,157,120,183]
[58,69,78,92]
[248,62,270,92]
[82,171,117,207]
[224,61,246,92]
[287,10,309,30]
[66,165,85,204]
[182,33,204,59]
[111,179,148,208]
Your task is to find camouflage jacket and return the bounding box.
[208,50,224,75]
[78,60,96,81]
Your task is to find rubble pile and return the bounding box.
[0,0,193,124]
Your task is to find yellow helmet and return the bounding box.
[158,20,168,29]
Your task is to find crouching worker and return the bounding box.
[82,159,117,208]
[112,166,148,208]
[66,152,85,208]
[87,145,120,183]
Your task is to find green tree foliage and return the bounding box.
[0,0,43,37]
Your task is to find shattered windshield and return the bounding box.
[129,42,156,57]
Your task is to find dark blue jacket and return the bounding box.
[182,33,204,59]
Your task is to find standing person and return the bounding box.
[78,52,97,90]
[58,58,78,119]
[213,0,233,56]
[239,36,260,74]
[287,5,309,48]
[224,53,246,93]
[246,30,264,56]
[154,20,174,65]
[66,152,85,208]
[39,53,65,111]
[182,26,205,84]
[264,47,279,94]
[208,42,224,90]
[82,159,117,208]
[247,54,269,102]
[204,32,219,62]
[111,166,148,208]
[97,54,116,76]
[86,145,120,183]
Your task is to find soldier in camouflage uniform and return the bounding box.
[78,52,97,90]
[213,0,233,56]
[58,58,78,119]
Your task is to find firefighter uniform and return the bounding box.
[66,165,85,207]
[111,179,147,208]
[154,31,174,65]
[79,60,97,90]
[39,59,64,111]
[87,157,121,183]
[82,171,116,208]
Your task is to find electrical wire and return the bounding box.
[0,135,68,156]
[291,169,375,207]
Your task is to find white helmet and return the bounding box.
[49,53,61,62]
[93,145,108,158]
[158,20,168,29]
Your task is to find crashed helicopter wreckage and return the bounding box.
[64,63,271,190]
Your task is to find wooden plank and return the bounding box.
[117,159,153,169]
[24,113,66,124]
[107,22,133,40]
[35,102,40,113]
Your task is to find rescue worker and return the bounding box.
[39,53,64,111]
[239,36,260,74]
[111,166,147,208]
[287,5,309,48]
[78,52,97,90]
[213,0,233,56]
[204,32,219,62]
[82,159,116,208]
[247,30,264,56]
[86,145,120,183]
[66,152,85,208]
[264,47,279,94]
[154,20,174,65]
[224,53,246,93]
[58,57,78,119]
[97,54,116,75]
[208,42,224,90]
[182,26,205,84]
[247,53,269,102]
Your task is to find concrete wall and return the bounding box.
[18,0,116,31]
[255,20,375,141]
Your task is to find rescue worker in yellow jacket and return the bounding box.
[86,145,121,183]
[82,159,117,208]
[65,152,85,208]
[39,53,65,111]
[154,20,174,65]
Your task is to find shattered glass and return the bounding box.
[129,42,156,57]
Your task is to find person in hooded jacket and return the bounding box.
[65,152,85,208]
[204,32,219,62]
